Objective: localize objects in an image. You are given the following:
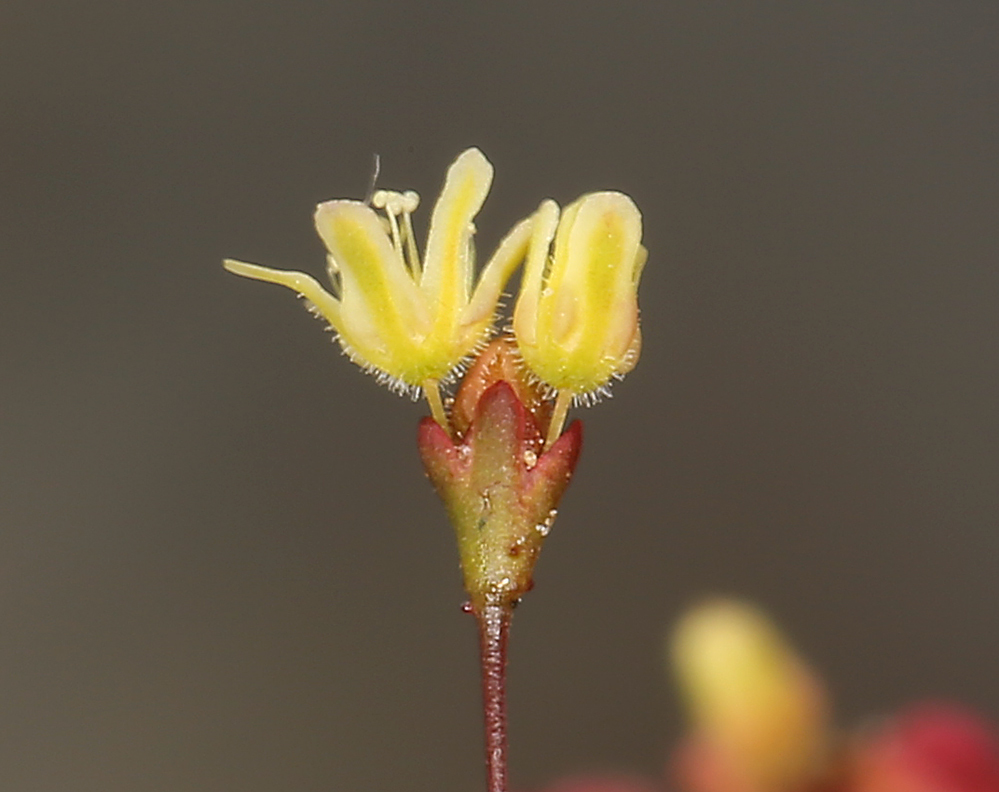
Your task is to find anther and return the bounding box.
[371,190,418,263]
[401,190,420,213]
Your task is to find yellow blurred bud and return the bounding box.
[670,600,830,792]
[513,191,646,400]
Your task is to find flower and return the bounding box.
[224,148,537,420]
[513,191,646,404]
[225,149,651,792]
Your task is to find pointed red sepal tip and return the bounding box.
[541,419,583,473]
[417,414,454,455]
[477,378,521,415]
[417,416,463,491]
[525,419,582,509]
[474,378,542,444]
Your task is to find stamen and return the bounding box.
[386,207,405,260]
[373,189,421,274]
[400,190,421,277]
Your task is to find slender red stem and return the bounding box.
[475,603,512,792]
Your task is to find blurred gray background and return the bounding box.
[2,2,998,790]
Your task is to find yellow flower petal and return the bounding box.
[314,200,434,382]
[422,147,494,337]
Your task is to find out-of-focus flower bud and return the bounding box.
[513,191,646,401]
[670,600,830,792]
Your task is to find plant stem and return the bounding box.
[545,389,573,450]
[475,602,513,792]
[422,379,449,431]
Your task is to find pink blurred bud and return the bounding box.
[849,702,999,792]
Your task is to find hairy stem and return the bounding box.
[475,603,513,792]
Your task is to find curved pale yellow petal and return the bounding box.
[313,200,440,383]
[421,148,494,338]
[511,200,560,348]
[461,214,535,329]
[314,200,428,334]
